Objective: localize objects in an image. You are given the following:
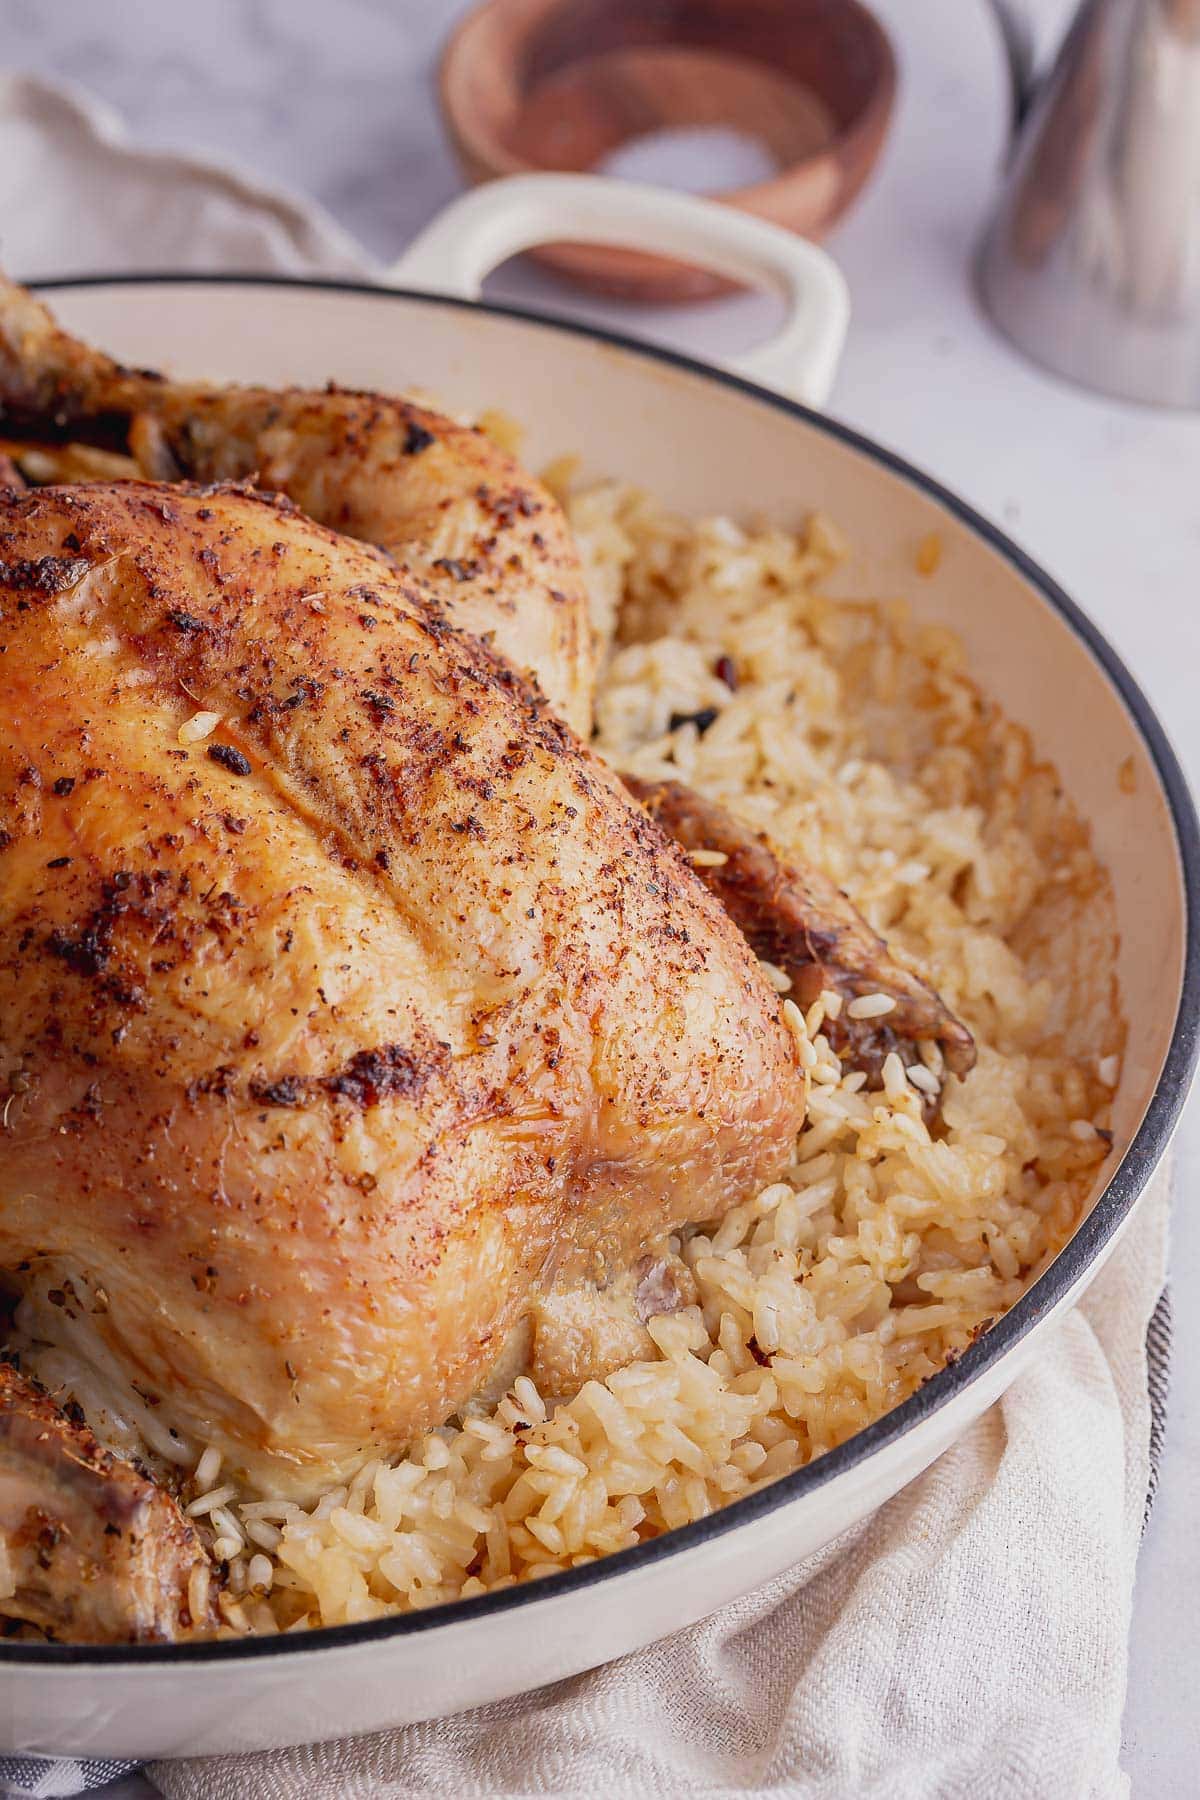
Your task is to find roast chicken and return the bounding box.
[0,279,972,1641]
[0,475,804,1495]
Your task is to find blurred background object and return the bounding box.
[438,0,896,301]
[979,0,1200,407]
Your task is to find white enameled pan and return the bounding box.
[1,176,1196,1761]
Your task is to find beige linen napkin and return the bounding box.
[0,72,366,280]
[0,70,1172,1800]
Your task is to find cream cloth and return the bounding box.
[0,72,367,280]
[0,70,1172,1800]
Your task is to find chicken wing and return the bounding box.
[624,777,976,1091]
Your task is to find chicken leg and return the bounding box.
[0,274,595,735]
[0,1362,216,1643]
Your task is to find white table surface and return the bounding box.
[3,0,1197,1793]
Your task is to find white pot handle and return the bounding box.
[385,173,850,409]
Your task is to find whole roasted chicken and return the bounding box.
[0,280,971,1642]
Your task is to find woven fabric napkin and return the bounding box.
[0,70,1173,1800]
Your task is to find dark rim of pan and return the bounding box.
[4,273,1197,1666]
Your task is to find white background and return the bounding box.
[1,0,1197,1791]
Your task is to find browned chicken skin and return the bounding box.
[0,480,804,1510]
[0,279,975,1644]
[0,275,595,735]
[0,1362,214,1643]
[624,778,976,1089]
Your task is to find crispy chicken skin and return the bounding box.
[0,481,805,1502]
[624,778,976,1089]
[0,1363,214,1643]
[0,275,595,735]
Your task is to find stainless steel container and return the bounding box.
[978,0,1200,408]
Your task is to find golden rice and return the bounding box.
[174,486,1122,1631]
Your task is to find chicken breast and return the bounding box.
[0,481,804,1502]
[0,274,595,735]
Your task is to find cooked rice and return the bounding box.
[26,484,1125,1636]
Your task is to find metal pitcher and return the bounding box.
[978,0,1200,407]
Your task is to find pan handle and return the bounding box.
[385,173,850,409]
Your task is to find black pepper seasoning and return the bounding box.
[207,743,252,776]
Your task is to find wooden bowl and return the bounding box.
[438,0,897,303]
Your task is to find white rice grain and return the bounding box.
[846,993,897,1021]
[178,709,222,745]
